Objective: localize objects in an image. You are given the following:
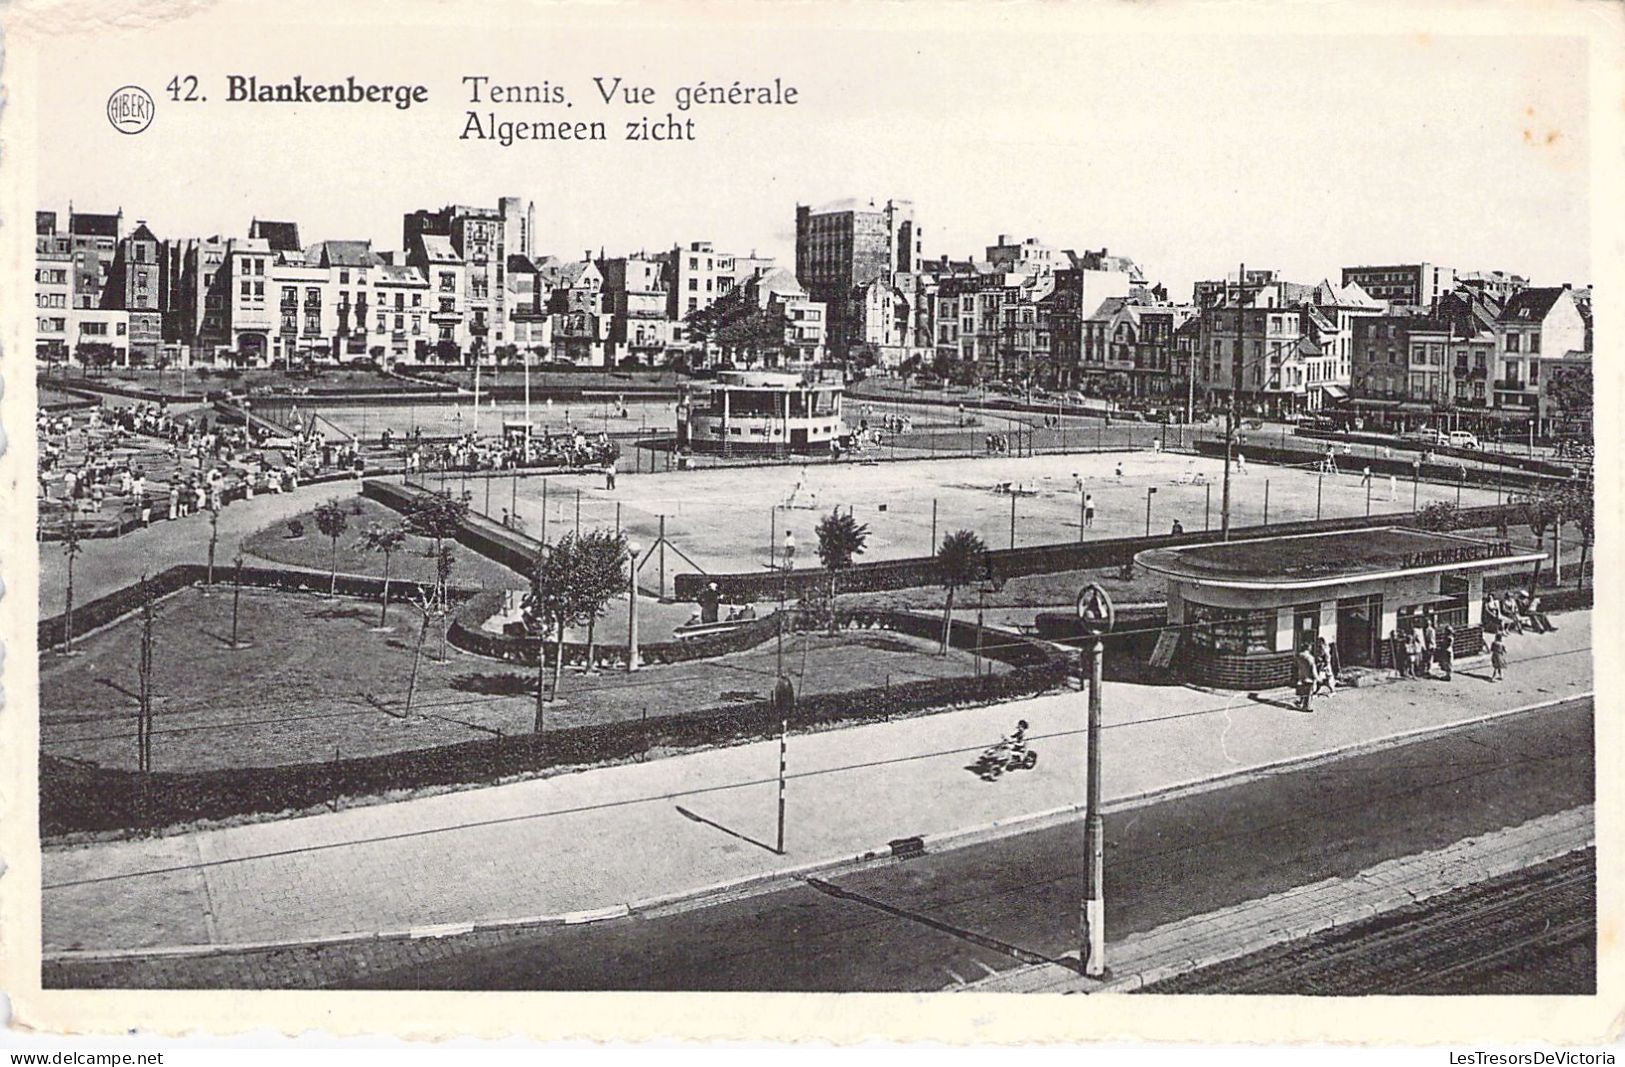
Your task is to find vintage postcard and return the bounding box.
[1,0,1620,1048]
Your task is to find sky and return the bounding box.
[24,3,1592,301]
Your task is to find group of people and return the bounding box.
[1391,612,1458,682]
[415,428,622,477]
[1484,589,1556,637]
[1293,634,1342,711]
[983,432,1015,455]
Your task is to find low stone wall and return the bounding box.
[364,479,544,578]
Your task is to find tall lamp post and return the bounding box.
[1075,583,1116,977]
[1144,486,1157,536]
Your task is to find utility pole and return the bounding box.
[626,541,640,671]
[1220,263,1245,541]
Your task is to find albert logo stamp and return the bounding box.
[106,85,154,134]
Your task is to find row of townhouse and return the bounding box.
[1348,284,1591,435]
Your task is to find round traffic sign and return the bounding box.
[1075,582,1116,635]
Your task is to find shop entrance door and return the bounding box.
[1336,594,1382,667]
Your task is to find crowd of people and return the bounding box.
[410,427,622,476]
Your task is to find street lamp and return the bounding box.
[1144,486,1157,536]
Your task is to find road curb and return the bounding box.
[41,691,1591,966]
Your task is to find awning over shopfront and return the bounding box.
[1318,384,1349,400]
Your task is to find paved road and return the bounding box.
[51,697,1592,990]
[1141,847,1595,995]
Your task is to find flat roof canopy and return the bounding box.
[1136,527,1545,590]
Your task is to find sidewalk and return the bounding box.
[42,612,1592,955]
[38,476,369,612]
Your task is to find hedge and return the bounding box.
[40,609,1065,836]
[675,503,1530,603]
[1191,438,1579,493]
[38,561,475,651]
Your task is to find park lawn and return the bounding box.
[40,587,998,773]
[242,496,526,591]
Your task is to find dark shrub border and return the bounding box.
[40,609,1063,836]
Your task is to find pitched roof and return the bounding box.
[249,219,302,253]
[507,254,537,274]
[305,239,383,268]
[128,222,160,244]
[410,234,460,264]
[376,263,426,286]
[1498,287,1569,323]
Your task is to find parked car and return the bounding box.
[1447,430,1481,450]
[1401,429,1447,446]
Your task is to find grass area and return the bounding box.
[40,367,443,399]
[40,586,997,772]
[241,496,526,591]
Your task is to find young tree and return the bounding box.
[206,505,221,587]
[60,513,83,652]
[357,522,409,625]
[313,498,350,596]
[1521,490,1562,594]
[405,490,469,605]
[401,586,442,717]
[524,534,582,713]
[935,529,986,654]
[572,529,630,672]
[1557,480,1594,592]
[815,508,870,634]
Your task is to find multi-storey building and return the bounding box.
[597,256,671,365]
[540,257,609,366]
[66,208,122,311]
[104,222,165,362]
[499,196,535,261]
[35,212,72,362]
[985,235,1062,276]
[249,219,302,256]
[1340,263,1457,308]
[1492,287,1588,420]
[702,267,826,368]
[403,202,509,360]
[214,237,276,364]
[1457,270,1528,305]
[795,198,920,360]
[1195,278,1379,415]
[372,262,431,363]
[269,252,333,366]
[171,236,231,360]
[1044,267,1134,387]
[1078,299,1197,400]
[932,271,1055,380]
[405,233,468,362]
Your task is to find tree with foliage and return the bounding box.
[1520,490,1562,594]
[935,529,986,654]
[523,534,583,714]
[357,522,409,625]
[815,509,870,634]
[1412,500,1463,532]
[405,490,469,605]
[313,498,350,596]
[1545,363,1592,428]
[1556,480,1594,592]
[571,529,630,673]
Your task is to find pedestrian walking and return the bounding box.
[1114,462,1123,481]
[1360,465,1371,487]
[1391,629,1411,678]
[1294,641,1318,712]
[1083,492,1095,529]
[1312,635,1337,695]
[1407,627,1427,678]
[1490,633,1507,681]
[1236,451,1246,475]
[1420,614,1437,678]
[783,529,796,570]
[1436,625,1455,681]
[1388,474,1397,502]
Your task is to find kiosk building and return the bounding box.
[1135,527,1543,689]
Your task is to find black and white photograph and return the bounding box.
[1,0,1620,1051]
